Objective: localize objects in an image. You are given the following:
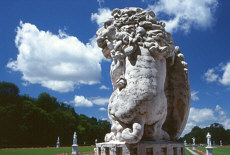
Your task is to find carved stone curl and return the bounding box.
[96,7,190,144]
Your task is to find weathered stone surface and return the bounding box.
[206,147,213,155]
[56,136,60,148]
[96,141,185,155]
[206,133,211,147]
[96,7,190,144]
[72,132,78,155]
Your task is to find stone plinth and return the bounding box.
[56,136,60,148]
[192,145,196,150]
[72,132,78,155]
[56,142,60,148]
[206,147,213,155]
[96,141,185,155]
[72,144,78,155]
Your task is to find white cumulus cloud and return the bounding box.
[215,105,222,111]
[91,8,112,27]
[182,121,196,136]
[182,105,230,136]
[191,91,199,101]
[148,0,218,33]
[219,62,230,86]
[99,107,107,111]
[215,105,227,121]
[204,68,219,82]
[101,117,109,121]
[99,85,110,90]
[204,62,230,86]
[182,107,216,136]
[7,22,104,92]
[92,97,109,106]
[72,96,93,107]
[189,107,216,123]
[223,119,230,129]
[70,96,109,107]
[215,105,230,129]
[97,0,104,7]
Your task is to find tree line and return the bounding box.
[179,123,230,145]
[0,81,110,148]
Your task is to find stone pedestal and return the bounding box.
[220,140,222,146]
[56,142,60,148]
[96,141,184,155]
[206,147,213,155]
[72,144,78,155]
[192,145,196,150]
[56,136,60,148]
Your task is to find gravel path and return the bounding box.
[185,147,199,155]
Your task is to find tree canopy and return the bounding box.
[0,81,110,148]
[180,123,230,145]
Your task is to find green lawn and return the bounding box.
[0,146,95,155]
[195,147,230,155]
[185,148,193,155]
[1,146,230,155]
[1,147,195,155]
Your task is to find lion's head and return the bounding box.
[96,7,175,61]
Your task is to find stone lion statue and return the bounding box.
[96,7,190,144]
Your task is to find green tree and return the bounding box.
[0,82,20,107]
[36,92,59,112]
[0,81,111,147]
[182,123,230,145]
[0,81,19,96]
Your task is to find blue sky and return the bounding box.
[0,0,230,135]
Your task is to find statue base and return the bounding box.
[56,144,60,148]
[72,144,78,155]
[206,146,213,155]
[192,145,196,150]
[96,141,185,155]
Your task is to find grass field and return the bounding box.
[195,146,230,155]
[185,148,193,155]
[0,146,94,155]
[1,146,230,155]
